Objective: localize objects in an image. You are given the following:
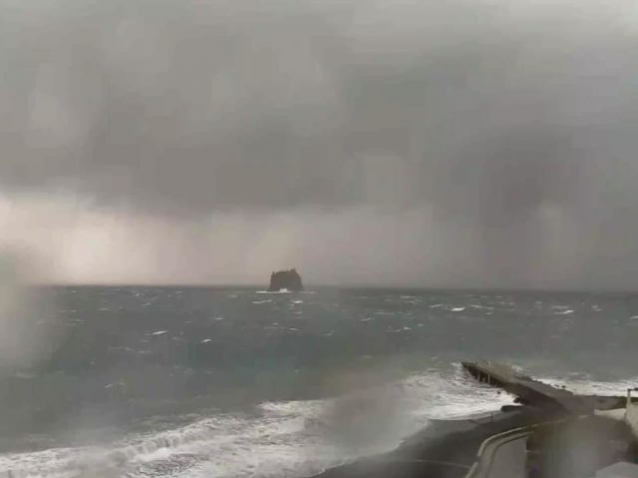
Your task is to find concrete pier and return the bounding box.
[304,362,632,478]
[461,361,625,414]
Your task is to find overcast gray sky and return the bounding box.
[1,0,637,288]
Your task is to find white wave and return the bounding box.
[538,375,638,397]
[256,289,292,295]
[0,413,309,478]
[554,309,574,315]
[469,304,494,311]
[451,307,466,312]
[252,299,272,305]
[389,326,412,333]
[398,367,515,420]
[0,368,515,478]
[151,330,168,336]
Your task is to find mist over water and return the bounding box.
[0,286,637,477]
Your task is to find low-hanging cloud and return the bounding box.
[1,0,638,288]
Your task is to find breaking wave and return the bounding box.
[0,368,512,478]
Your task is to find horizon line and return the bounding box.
[26,282,638,294]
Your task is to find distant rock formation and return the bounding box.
[268,269,303,292]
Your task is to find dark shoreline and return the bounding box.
[305,406,556,478]
[305,357,635,478]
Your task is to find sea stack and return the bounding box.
[268,269,303,292]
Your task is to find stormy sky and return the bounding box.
[1,0,637,288]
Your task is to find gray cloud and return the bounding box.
[1,0,638,287]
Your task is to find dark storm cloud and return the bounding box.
[2,0,634,212]
[1,0,638,287]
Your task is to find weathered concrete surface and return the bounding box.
[527,416,636,478]
[483,437,527,478]
[627,396,638,437]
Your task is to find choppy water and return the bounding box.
[1,287,638,477]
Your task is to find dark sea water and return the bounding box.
[1,287,638,477]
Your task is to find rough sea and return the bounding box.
[1,287,638,478]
